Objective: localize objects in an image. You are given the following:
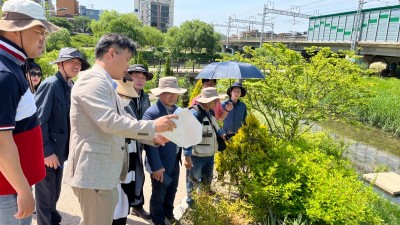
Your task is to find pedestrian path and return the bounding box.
[32,153,188,225]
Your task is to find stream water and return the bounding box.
[315,120,400,204]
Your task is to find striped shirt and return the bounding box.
[0,37,45,195]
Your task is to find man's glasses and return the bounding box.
[32,28,48,37]
[29,71,42,77]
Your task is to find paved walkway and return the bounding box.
[32,153,189,225]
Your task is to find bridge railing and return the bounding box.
[224,36,307,44]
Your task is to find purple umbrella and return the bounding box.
[195,61,265,79]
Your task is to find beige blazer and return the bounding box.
[63,64,155,190]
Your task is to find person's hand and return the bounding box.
[44,154,60,169]
[153,134,170,146]
[14,188,35,219]
[225,102,233,112]
[152,168,165,182]
[221,134,227,141]
[154,114,178,133]
[184,156,193,169]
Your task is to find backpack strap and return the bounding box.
[190,104,219,137]
[189,105,205,124]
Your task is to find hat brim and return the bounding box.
[50,57,91,71]
[0,19,60,33]
[197,95,225,104]
[128,70,154,81]
[145,72,154,81]
[227,86,247,97]
[115,81,139,98]
[150,87,187,96]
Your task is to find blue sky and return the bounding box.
[76,0,399,34]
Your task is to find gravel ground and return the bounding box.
[32,152,189,225]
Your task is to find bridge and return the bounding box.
[222,37,400,59]
[221,4,400,63]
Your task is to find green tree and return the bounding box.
[71,34,96,48]
[36,50,59,78]
[48,17,73,32]
[164,26,183,58]
[229,44,373,140]
[46,28,71,52]
[178,20,219,54]
[90,10,143,42]
[134,52,149,69]
[163,57,173,77]
[140,26,165,51]
[71,16,92,33]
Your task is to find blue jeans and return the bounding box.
[186,155,214,203]
[0,194,32,225]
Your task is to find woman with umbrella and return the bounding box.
[221,82,247,138]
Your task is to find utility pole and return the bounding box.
[351,0,364,51]
[260,4,266,47]
[226,16,231,52]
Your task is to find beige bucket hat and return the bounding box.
[197,87,226,103]
[0,0,60,33]
[150,77,187,96]
[115,79,138,98]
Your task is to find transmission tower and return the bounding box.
[351,0,364,51]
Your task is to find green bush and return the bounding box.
[182,193,254,225]
[71,34,97,48]
[217,114,382,224]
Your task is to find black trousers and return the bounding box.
[149,161,180,224]
[35,166,63,225]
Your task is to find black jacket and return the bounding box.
[129,90,151,120]
[35,72,71,163]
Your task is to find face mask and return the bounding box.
[120,97,131,108]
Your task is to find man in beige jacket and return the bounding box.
[63,33,177,225]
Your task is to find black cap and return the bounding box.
[127,64,153,81]
[227,82,247,97]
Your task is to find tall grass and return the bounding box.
[352,77,400,136]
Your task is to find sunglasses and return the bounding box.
[29,71,42,77]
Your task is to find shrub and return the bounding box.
[217,114,382,224]
[189,79,202,104]
[182,193,254,225]
[369,62,387,75]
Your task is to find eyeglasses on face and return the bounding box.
[29,71,42,77]
[32,28,49,37]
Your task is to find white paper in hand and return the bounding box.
[159,107,202,148]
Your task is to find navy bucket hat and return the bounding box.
[227,82,247,97]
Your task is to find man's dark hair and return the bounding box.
[201,79,217,85]
[94,33,137,59]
